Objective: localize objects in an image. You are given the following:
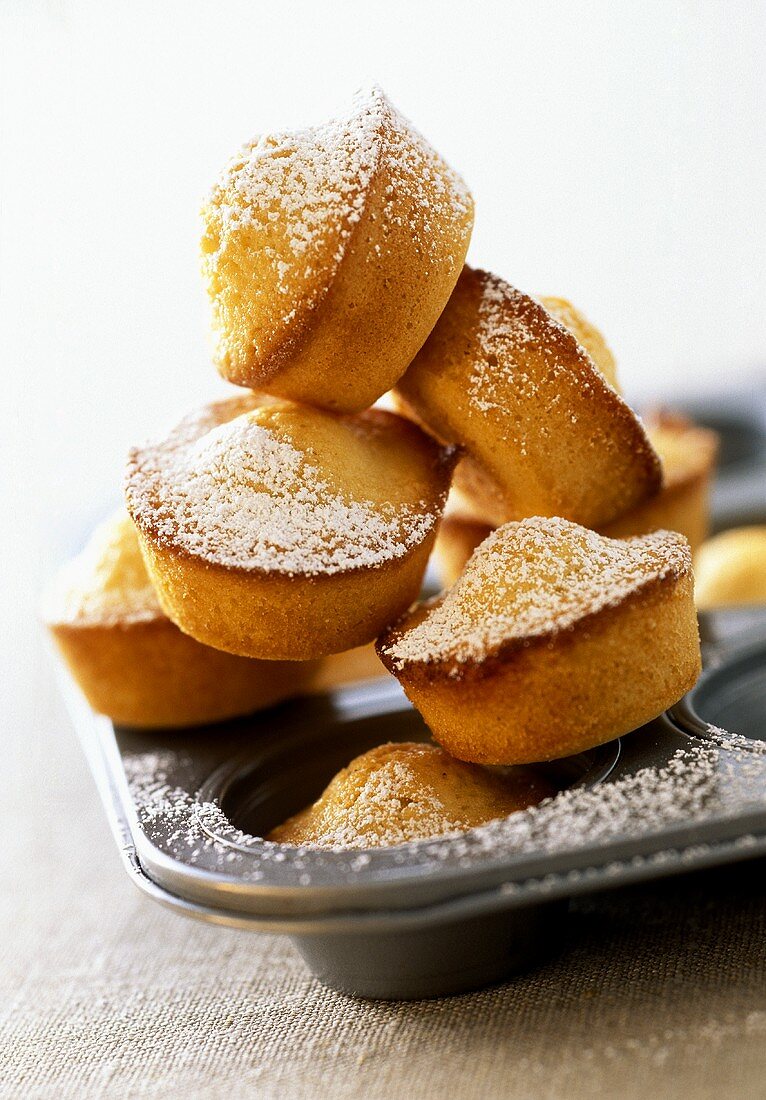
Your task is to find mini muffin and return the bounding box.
[394,268,661,529]
[126,395,456,660]
[694,526,766,610]
[43,512,311,727]
[602,411,718,552]
[378,517,700,765]
[266,742,555,849]
[201,85,473,413]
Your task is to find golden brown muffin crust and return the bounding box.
[42,511,317,727]
[267,742,555,848]
[395,267,662,529]
[125,395,456,659]
[378,518,700,764]
[694,526,766,609]
[201,86,474,412]
[126,397,456,577]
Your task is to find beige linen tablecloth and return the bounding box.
[2,652,766,1100]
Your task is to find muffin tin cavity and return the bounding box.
[201,701,620,847]
[672,637,766,746]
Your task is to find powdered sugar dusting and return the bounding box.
[202,85,472,362]
[469,276,549,414]
[265,742,549,849]
[205,89,379,264]
[278,756,468,850]
[127,407,438,575]
[382,518,691,669]
[467,275,624,424]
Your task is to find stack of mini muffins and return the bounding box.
[46,87,714,847]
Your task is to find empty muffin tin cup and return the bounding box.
[671,635,766,747]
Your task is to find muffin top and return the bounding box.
[267,741,554,849]
[201,85,473,376]
[539,295,619,392]
[42,511,162,628]
[379,516,691,673]
[126,395,455,577]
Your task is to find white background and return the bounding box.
[1,1,765,732]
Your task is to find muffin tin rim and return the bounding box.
[63,663,766,922]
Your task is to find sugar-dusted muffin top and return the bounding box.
[126,395,455,577]
[380,517,692,671]
[42,511,162,628]
[202,84,473,379]
[266,741,555,849]
[539,295,619,392]
[460,273,629,426]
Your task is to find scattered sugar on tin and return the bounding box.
[123,725,766,885]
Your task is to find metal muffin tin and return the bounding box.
[61,400,766,1000]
